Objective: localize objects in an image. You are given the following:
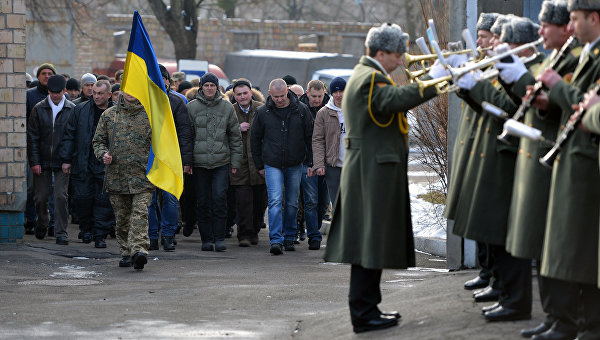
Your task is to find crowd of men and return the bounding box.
[21,0,600,336]
[24,60,347,269]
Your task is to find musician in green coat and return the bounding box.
[453,17,545,322]
[323,23,447,334]
[534,0,600,338]
[497,1,580,337]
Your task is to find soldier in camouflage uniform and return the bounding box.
[92,92,155,270]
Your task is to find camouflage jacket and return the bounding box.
[92,97,154,194]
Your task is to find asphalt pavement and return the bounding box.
[0,224,543,339]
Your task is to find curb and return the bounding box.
[320,221,446,258]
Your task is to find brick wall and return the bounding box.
[0,0,26,212]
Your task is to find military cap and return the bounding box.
[568,0,600,11]
[477,13,500,32]
[540,0,571,25]
[365,23,410,54]
[501,17,541,44]
[172,72,185,82]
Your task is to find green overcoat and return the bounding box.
[505,46,580,260]
[541,41,600,284]
[323,56,437,269]
[581,101,600,288]
[452,54,544,246]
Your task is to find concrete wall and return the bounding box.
[0,0,27,213]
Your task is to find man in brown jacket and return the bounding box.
[312,77,346,205]
[229,79,266,247]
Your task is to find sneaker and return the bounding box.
[270,243,283,255]
[238,239,251,247]
[308,239,321,250]
[132,252,147,270]
[119,256,132,267]
[283,240,295,251]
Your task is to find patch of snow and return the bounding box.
[410,181,447,239]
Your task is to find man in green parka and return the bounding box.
[533,1,600,338]
[323,23,454,334]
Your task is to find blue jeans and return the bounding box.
[148,189,179,239]
[300,165,322,242]
[265,164,302,245]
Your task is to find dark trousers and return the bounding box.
[349,265,383,324]
[491,244,531,312]
[72,176,115,239]
[33,169,69,236]
[232,184,266,241]
[194,165,229,243]
[180,173,197,229]
[226,186,236,229]
[536,259,555,325]
[477,241,493,281]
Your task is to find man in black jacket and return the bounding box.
[27,75,74,245]
[250,78,315,255]
[60,80,115,248]
[146,65,194,251]
[24,63,57,235]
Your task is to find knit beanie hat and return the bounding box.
[80,73,97,85]
[477,13,500,32]
[177,80,193,93]
[232,78,252,91]
[365,23,410,54]
[36,63,57,78]
[200,72,219,87]
[540,0,570,25]
[282,75,297,86]
[568,0,600,11]
[329,77,346,93]
[66,78,80,91]
[500,17,541,44]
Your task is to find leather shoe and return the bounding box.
[239,239,251,247]
[162,236,175,252]
[132,252,147,270]
[531,324,577,340]
[270,243,283,255]
[94,238,107,248]
[464,276,489,290]
[82,232,92,244]
[56,236,69,245]
[353,316,398,333]
[381,311,401,319]
[250,237,258,245]
[148,239,159,251]
[484,306,531,322]
[308,239,321,250]
[35,225,47,240]
[481,302,500,314]
[283,240,295,251]
[182,224,193,237]
[201,242,214,251]
[521,322,552,338]
[474,286,501,302]
[119,256,132,267]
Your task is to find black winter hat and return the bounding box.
[329,77,346,93]
[177,80,193,93]
[200,72,219,87]
[66,78,80,91]
[282,75,297,86]
[47,74,66,93]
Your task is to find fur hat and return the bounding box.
[500,17,541,44]
[200,72,219,88]
[568,0,600,11]
[80,73,97,85]
[36,63,56,78]
[329,77,346,93]
[477,13,500,32]
[490,14,516,36]
[540,0,570,25]
[47,74,66,93]
[365,23,410,54]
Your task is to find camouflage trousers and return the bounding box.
[109,192,152,257]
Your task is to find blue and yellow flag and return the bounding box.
[121,11,183,199]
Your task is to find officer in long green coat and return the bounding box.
[534,1,600,338]
[453,17,545,322]
[445,12,499,292]
[323,23,449,334]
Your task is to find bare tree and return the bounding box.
[147,0,203,61]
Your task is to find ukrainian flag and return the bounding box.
[121,11,183,199]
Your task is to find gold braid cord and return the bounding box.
[367,71,409,135]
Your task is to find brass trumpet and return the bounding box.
[416,37,544,96]
[404,49,473,68]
